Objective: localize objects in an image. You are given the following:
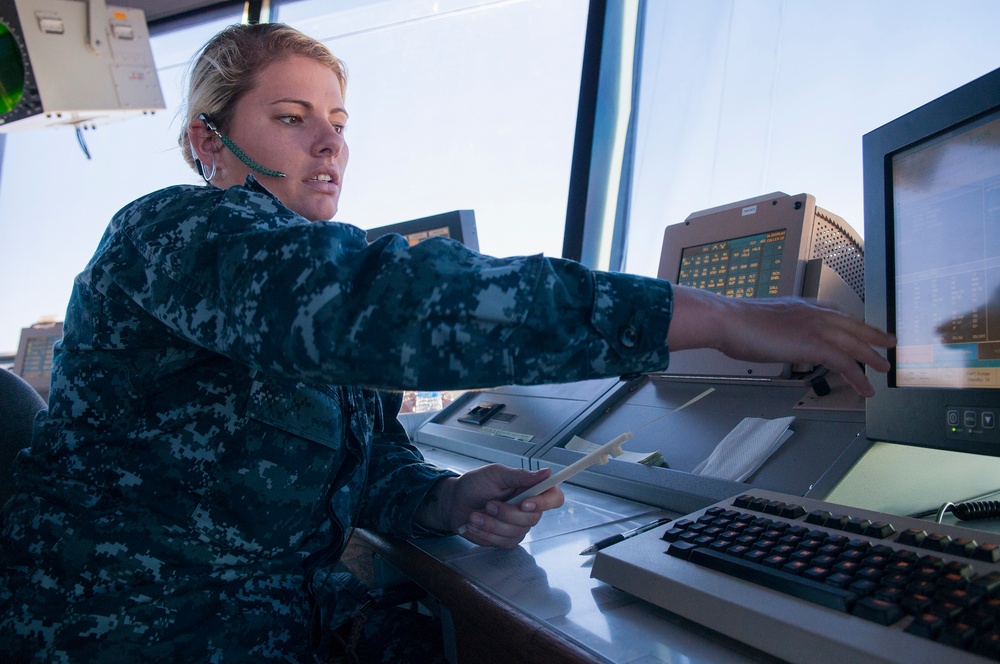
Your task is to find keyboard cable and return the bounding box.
[908,487,1000,523]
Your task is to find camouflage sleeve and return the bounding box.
[100,181,674,391]
[355,391,458,537]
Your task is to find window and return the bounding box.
[623,0,1000,278]
[0,1,588,354]
[275,0,588,256]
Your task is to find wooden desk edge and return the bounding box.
[342,529,601,664]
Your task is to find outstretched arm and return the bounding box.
[666,285,895,397]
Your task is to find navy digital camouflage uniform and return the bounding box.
[0,176,674,662]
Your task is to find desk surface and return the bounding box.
[346,444,781,663]
[344,442,1000,663]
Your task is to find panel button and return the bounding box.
[946,409,961,427]
[983,411,995,429]
[964,411,978,428]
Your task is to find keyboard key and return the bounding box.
[945,537,978,557]
[874,586,905,604]
[779,504,806,519]
[825,572,854,589]
[763,500,786,515]
[844,517,871,534]
[938,621,977,648]
[943,560,975,578]
[973,543,1000,563]
[881,572,910,588]
[971,630,1000,660]
[661,527,686,542]
[901,593,932,615]
[709,540,731,554]
[803,566,832,583]
[806,510,831,526]
[851,596,905,625]
[826,514,850,530]
[905,612,945,639]
[938,587,979,609]
[856,566,883,582]
[688,547,858,612]
[839,549,867,564]
[937,572,970,591]
[848,579,878,596]
[929,600,964,620]
[965,608,997,631]
[897,528,927,546]
[665,540,699,560]
[782,560,809,576]
[922,533,953,552]
[969,571,1000,597]
[763,554,788,570]
[864,521,896,538]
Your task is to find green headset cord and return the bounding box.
[198,113,286,178]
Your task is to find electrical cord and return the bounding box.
[909,488,1000,522]
[933,500,1000,524]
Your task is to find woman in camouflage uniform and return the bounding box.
[0,22,893,663]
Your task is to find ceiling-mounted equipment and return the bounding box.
[0,0,165,132]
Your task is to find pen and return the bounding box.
[579,517,673,555]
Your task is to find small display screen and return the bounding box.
[398,226,451,246]
[19,334,59,381]
[677,229,787,298]
[891,108,1000,389]
[0,22,25,114]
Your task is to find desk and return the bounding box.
[342,445,781,664]
[344,442,1000,663]
[342,530,597,663]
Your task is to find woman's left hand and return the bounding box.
[415,465,565,548]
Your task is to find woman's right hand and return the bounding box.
[666,285,895,397]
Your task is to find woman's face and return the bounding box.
[207,54,350,221]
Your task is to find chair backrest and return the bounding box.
[1,368,46,505]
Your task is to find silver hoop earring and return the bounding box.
[196,155,217,183]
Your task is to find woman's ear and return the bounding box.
[187,117,221,164]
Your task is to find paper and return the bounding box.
[566,435,666,467]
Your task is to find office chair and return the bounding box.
[1,368,45,505]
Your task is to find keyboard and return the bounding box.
[590,488,1000,664]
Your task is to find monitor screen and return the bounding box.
[864,66,1000,456]
[676,229,788,299]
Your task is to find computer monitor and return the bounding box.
[365,209,478,252]
[656,192,865,380]
[863,66,1000,457]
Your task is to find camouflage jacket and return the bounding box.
[0,177,674,662]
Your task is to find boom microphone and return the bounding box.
[199,114,286,178]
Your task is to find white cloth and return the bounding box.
[693,416,795,482]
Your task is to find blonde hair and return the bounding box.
[178,23,348,173]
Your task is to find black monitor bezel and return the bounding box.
[364,209,479,253]
[863,66,1000,457]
